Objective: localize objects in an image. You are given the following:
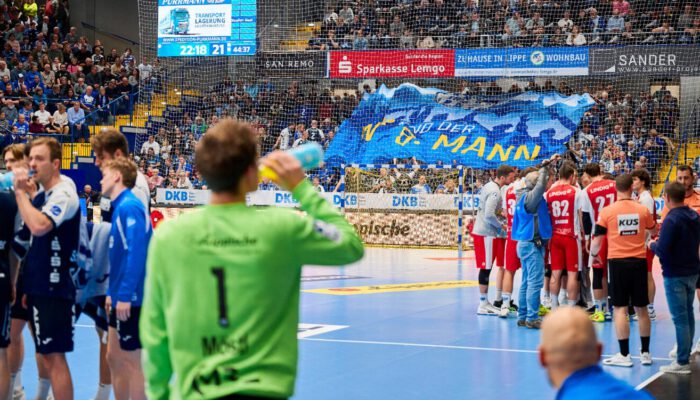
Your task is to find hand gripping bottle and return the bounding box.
[259,142,324,181]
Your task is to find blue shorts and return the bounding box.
[27,295,75,354]
[109,306,142,351]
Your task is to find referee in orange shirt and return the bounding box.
[591,174,657,368]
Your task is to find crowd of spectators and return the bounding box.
[0,0,156,149]
[308,0,700,50]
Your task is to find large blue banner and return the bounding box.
[324,84,596,168]
[455,47,589,77]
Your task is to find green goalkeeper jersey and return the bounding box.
[140,180,364,399]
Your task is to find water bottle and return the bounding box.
[0,171,15,190]
[0,171,33,190]
[259,142,324,181]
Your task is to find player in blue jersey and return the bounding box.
[84,128,151,400]
[4,143,57,400]
[12,137,81,400]
[101,157,151,400]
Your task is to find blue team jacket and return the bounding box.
[108,189,152,305]
[511,194,552,242]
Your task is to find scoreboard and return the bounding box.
[157,0,256,57]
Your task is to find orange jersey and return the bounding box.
[596,199,656,259]
[546,184,581,237]
[660,189,700,220]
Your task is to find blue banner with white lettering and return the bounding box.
[455,47,589,77]
[324,83,596,168]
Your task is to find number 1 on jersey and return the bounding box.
[211,267,230,327]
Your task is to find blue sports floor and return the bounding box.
[19,248,689,399]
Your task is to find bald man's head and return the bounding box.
[539,308,602,389]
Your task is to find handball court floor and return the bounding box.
[19,248,700,399]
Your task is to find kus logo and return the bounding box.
[338,55,352,74]
[391,195,426,208]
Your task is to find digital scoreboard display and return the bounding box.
[157,0,256,57]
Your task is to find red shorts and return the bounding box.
[504,236,521,271]
[646,248,654,272]
[493,237,505,268]
[590,236,608,276]
[473,234,503,270]
[550,234,581,273]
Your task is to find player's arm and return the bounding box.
[116,204,149,304]
[14,188,52,236]
[291,180,364,265]
[524,167,549,214]
[590,212,608,258]
[141,232,172,400]
[483,191,502,230]
[263,151,364,266]
[644,207,658,237]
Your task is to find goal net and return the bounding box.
[135,0,698,249]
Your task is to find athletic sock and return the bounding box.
[595,299,604,312]
[479,294,488,306]
[560,289,568,302]
[543,290,551,299]
[37,378,51,400]
[619,339,630,357]
[647,303,655,311]
[566,299,577,306]
[502,293,511,307]
[551,296,559,309]
[495,289,503,302]
[14,369,21,389]
[94,383,112,400]
[641,336,651,353]
[9,374,16,397]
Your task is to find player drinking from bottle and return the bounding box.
[140,119,364,399]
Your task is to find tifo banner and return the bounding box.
[255,52,326,77]
[590,45,700,75]
[329,50,455,78]
[324,83,596,168]
[455,47,589,77]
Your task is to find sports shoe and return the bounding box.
[542,297,552,308]
[477,302,500,316]
[590,311,605,323]
[604,310,612,321]
[538,305,550,317]
[640,352,653,366]
[526,319,542,329]
[13,387,25,400]
[586,305,596,314]
[493,300,503,308]
[498,304,510,318]
[517,319,527,327]
[509,301,518,312]
[603,353,634,367]
[660,361,692,375]
[669,344,677,360]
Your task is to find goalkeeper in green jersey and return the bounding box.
[140,119,365,400]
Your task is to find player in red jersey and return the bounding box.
[545,163,583,309]
[580,164,617,322]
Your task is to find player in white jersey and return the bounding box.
[86,129,151,400]
[631,169,657,320]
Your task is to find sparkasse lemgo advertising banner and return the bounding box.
[329,50,455,78]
